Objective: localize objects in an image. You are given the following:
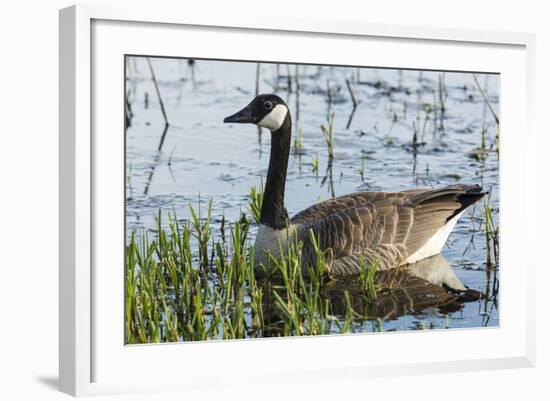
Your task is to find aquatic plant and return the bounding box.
[345,79,357,109]
[248,180,264,225]
[293,127,304,155]
[358,256,379,302]
[125,205,394,343]
[438,73,447,114]
[312,153,319,176]
[482,192,499,266]
[359,156,365,182]
[188,199,212,268]
[146,58,169,129]
[320,112,335,160]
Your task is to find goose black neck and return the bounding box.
[260,114,291,230]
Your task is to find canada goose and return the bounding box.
[224,94,485,275]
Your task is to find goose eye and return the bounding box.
[263,101,273,110]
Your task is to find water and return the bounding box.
[125,56,499,334]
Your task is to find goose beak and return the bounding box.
[223,105,254,124]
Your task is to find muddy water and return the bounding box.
[126,56,499,332]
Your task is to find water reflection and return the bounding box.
[321,159,335,198]
[259,254,482,336]
[330,254,481,318]
[143,123,170,196]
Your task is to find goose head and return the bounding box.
[223,94,289,131]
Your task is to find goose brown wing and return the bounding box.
[294,185,484,274]
[296,193,412,272]
[291,191,402,226]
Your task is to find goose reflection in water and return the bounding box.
[326,253,483,320]
[259,253,483,335]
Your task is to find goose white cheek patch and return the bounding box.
[258,104,287,131]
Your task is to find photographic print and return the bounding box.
[124,57,499,344]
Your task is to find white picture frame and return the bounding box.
[59,4,536,397]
